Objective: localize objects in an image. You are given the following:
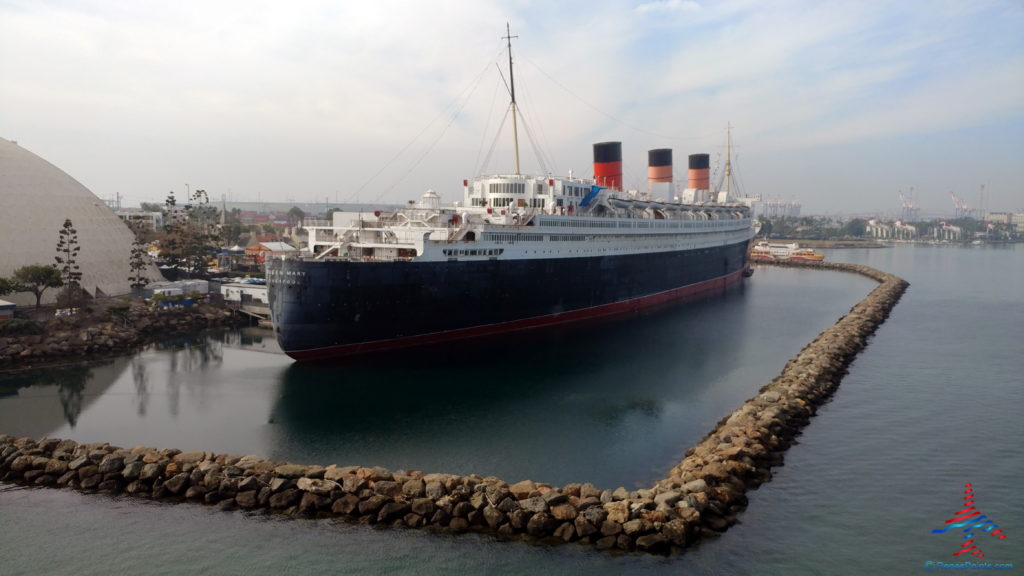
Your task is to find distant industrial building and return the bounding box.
[866,219,917,240]
[116,209,163,231]
[757,197,801,218]
[933,222,963,241]
[985,212,1024,230]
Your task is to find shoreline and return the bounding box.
[0,302,248,374]
[0,260,909,554]
[760,238,886,249]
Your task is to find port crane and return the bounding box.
[950,191,972,219]
[898,188,919,222]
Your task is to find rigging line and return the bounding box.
[733,153,748,197]
[496,62,512,99]
[479,106,512,175]
[514,72,558,174]
[356,51,499,204]
[485,43,556,176]
[478,48,518,175]
[369,58,493,202]
[473,76,504,177]
[516,112,550,175]
[378,65,491,201]
[519,54,718,142]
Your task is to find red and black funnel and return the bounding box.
[688,153,709,190]
[593,142,622,191]
[648,148,672,184]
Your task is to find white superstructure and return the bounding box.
[304,174,755,264]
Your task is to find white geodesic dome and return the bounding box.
[0,137,162,306]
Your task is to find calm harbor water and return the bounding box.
[1,243,1021,575]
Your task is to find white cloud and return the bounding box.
[1,0,1022,213]
[635,0,701,14]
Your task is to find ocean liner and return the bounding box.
[267,31,757,361]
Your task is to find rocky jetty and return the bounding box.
[0,261,908,554]
[0,303,246,370]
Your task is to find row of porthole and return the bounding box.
[441,248,505,257]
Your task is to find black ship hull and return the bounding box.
[268,240,751,361]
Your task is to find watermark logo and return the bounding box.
[932,483,1008,558]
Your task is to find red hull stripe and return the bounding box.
[286,269,745,360]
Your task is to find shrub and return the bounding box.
[108,305,131,326]
[0,318,46,336]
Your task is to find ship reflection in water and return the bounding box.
[267,286,759,487]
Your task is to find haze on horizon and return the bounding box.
[2,0,1022,217]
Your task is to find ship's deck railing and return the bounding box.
[317,256,416,263]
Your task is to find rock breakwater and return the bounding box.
[0,303,245,370]
[0,261,908,554]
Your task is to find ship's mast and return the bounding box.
[503,23,521,176]
[723,122,733,200]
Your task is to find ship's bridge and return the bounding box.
[464,174,597,213]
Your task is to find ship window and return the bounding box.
[489,182,526,195]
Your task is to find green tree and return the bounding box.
[128,233,152,295]
[287,206,305,228]
[54,218,83,305]
[219,208,245,245]
[220,222,245,245]
[159,191,184,272]
[12,265,63,308]
[182,189,222,276]
[0,276,14,297]
[158,189,222,277]
[841,218,868,238]
[139,201,164,213]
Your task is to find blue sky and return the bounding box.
[2,0,1022,216]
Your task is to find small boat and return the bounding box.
[750,242,824,261]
